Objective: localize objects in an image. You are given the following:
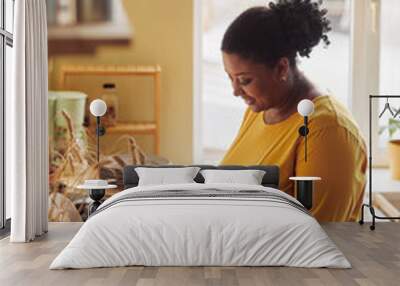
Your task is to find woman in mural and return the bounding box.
[220,0,367,221]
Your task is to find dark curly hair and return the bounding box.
[221,0,331,67]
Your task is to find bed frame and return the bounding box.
[123,165,280,189]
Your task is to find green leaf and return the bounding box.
[389,118,400,126]
[381,118,400,139]
[389,126,397,138]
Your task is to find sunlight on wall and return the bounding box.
[49,0,194,164]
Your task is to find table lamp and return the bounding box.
[289,99,321,210]
[89,99,107,164]
[297,99,314,162]
[79,99,114,216]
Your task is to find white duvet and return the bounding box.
[50,183,351,269]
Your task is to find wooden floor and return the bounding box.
[0,222,399,286]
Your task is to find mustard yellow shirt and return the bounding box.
[221,95,367,222]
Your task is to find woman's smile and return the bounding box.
[242,96,256,105]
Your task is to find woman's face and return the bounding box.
[222,52,286,113]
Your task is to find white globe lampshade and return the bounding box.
[297,99,314,116]
[90,99,107,117]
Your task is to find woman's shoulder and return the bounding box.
[311,95,366,146]
[311,95,352,125]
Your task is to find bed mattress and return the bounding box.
[50,183,350,269]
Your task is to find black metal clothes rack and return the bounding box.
[359,95,400,230]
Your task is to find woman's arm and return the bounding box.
[295,126,367,222]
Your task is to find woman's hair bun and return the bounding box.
[221,0,331,66]
[268,0,331,58]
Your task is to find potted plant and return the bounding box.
[379,118,400,179]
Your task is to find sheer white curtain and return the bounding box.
[7,0,48,242]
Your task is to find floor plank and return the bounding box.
[0,222,399,286]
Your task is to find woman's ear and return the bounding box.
[275,57,290,82]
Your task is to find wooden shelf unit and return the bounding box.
[59,64,161,154]
[107,122,157,135]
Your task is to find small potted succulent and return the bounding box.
[379,118,400,179]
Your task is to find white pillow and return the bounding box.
[200,169,266,185]
[135,167,201,186]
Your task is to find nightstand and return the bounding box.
[77,180,117,216]
[289,176,321,210]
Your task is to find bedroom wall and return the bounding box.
[48,0,194,164]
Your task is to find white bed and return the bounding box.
[50,183,350,269]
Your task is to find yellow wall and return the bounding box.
[49,0,194,164]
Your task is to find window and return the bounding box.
[378,0,400,149]
[1,0,14,232]
[300,0,351,107]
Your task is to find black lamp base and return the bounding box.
[88,189,105,216]
[295,180,313,210]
